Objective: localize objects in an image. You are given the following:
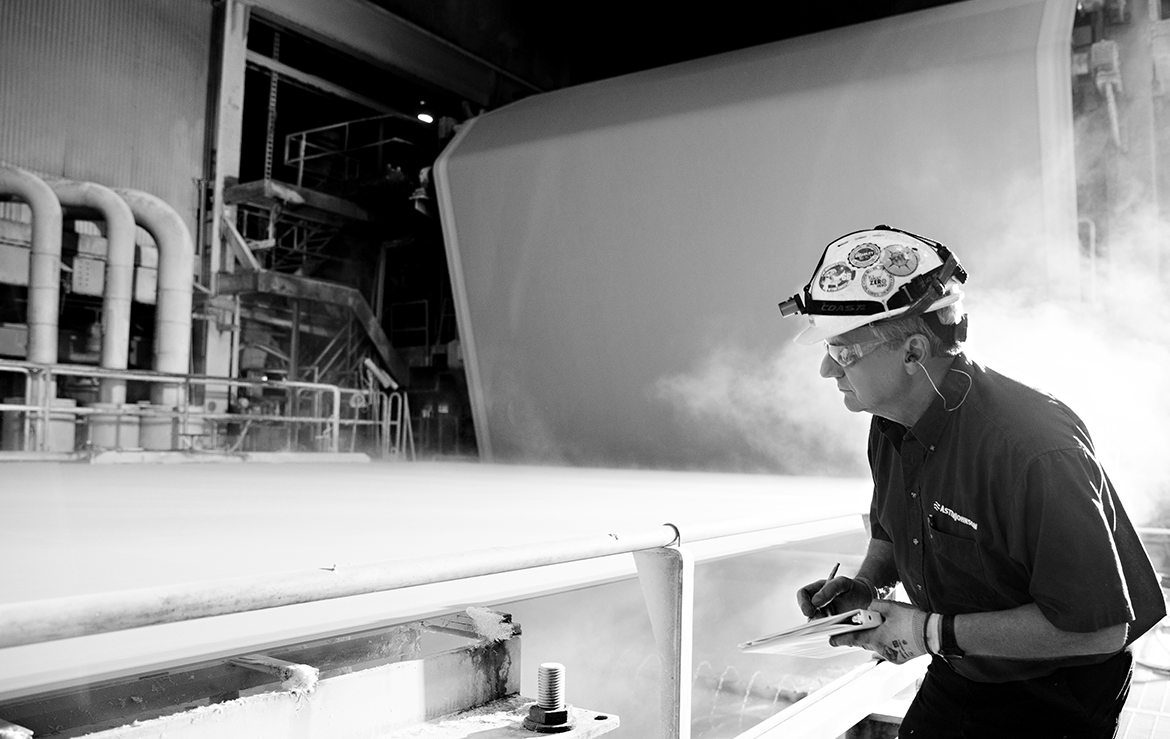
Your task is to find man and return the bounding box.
[781,226,1165,738]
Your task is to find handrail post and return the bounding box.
[634,537,693,739]
[331,385,340,453]
[297,134,306,187]
[37,366,51,452]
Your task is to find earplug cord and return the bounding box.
[914,359,971,412]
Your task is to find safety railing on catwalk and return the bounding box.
[0,507,930,739]
[0,358,414,459]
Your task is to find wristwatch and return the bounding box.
[939,614,965,659]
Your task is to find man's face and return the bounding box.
[819,327,906,416]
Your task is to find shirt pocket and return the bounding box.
[926,527,1001,610]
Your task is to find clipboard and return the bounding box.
[738,609,883,658]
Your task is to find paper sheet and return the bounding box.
[738,609,882,658]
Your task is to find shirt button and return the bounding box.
[916,583,923,590]
[910,491,918,498]
[913,538,919,545]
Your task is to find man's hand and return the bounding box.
[797,575,875,618]
[829,600,928,664]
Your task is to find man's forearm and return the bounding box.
[850,540,1127,660]
[952,602,1127,660]
[855,538,898,591]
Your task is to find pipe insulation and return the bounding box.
[0,164,62,365]
[113,188,194,409]
[45,178,136,405]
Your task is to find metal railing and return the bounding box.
[381,389,414,458]
[0,359,346,454]
[284,112,423,189]
[2,481,1163,736]
[0,359,415,459]
[0,508,914,739]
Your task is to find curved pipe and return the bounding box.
[113,188,194,410]
[45,178,136,405]
[0,164,62,365]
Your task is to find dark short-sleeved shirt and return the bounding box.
[869,353,1164,683]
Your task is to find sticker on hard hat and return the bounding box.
[861,266,895,297]
[881,244,919,276]
[818,263,855,292]
[848,243,881,268]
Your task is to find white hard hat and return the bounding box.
[778,226,968,345]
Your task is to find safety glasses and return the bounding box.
[824,338,889,368]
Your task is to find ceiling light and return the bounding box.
[417,113,434,124]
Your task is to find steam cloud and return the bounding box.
[655,255,1170,525]
[963,278,1170,526]
[654,345,871,478]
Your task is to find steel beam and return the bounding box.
[246,0,541,106]
[246,51,398,115]
[218,270,409,386]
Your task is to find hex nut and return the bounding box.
[528,705,570,724]
[523,703,574,733]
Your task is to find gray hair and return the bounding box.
[870,291,966,358]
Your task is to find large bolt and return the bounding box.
[523,662,574,733]
[537,663,565,709]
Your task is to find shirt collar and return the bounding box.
[874,352,974,449]
[908,352,973,450]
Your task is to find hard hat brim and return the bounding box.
[792,291,963,345]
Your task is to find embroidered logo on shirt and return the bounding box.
[933,501,979,531]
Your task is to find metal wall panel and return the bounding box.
[0,0,213,237]
[435,0,1077,469]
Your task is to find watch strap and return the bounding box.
[939,613,965,658]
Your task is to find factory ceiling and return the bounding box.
[365,0,972,93]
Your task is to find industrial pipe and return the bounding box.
[45,178,136,405]
[0,164,62,365]
[113,188,194,411]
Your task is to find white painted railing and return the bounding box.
[0,510,921,739]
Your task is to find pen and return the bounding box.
[811,562,842,621]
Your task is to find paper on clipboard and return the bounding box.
[738,609,883,658]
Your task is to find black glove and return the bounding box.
[797,575,876,618]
